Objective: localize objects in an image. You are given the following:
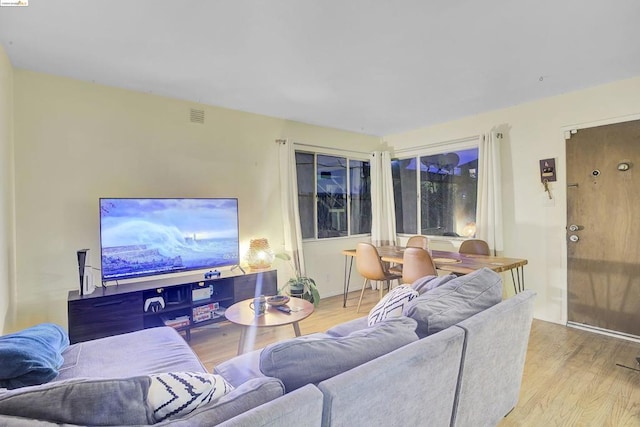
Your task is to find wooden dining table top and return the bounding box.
[342,246,528,275]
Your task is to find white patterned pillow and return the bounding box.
[368,285,419,326]
[147,372,233,422]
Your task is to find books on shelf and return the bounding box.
[192,302,222,323]
[161,315,190,329]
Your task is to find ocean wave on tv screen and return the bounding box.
[101,220,239,279]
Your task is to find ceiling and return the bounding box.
[1,1,639,136]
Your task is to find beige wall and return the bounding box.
[0,46,14,333]
[384,76,640,324]
[9,62,640,331]
[11,70,379,330]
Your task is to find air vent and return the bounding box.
[190,108,205,124]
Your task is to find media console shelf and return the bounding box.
[67,269,277,344]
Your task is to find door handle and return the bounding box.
[567,224,581,232]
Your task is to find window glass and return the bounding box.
[295,150,370,239]
[349,160,371,235]
[317,155,347,238]
[295,152,315,239]
[393,147,478,237]
[391,158,418,234]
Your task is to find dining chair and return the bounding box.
[389,235,430,276]
[406,235,429,249]
[355,242,402,313]
[459,239,491,256]
[401,247,437,284]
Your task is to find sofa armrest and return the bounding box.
[318,326,465,426]
[451,290,536,427]
[155,377,285,426]
[217,384,323,427]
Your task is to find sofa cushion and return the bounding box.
[411,274,457,294]
[213,348,270,388]
[0,371,234,425]
[403,267,503,338]
[0,323,69,389]
[148,372,233,423]
[260,316,418,391]
[367,285,419,326]
[325,316,369,337]
[56,327,206,381]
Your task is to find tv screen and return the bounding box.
[100,198,239,281]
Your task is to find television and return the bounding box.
[99,198,239,281]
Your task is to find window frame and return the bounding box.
[295,146,372,241]
[392,137,479,239]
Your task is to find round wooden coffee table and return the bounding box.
[225,297,314,354]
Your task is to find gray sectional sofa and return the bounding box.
[0,267,536,426]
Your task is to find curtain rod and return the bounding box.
[392,134,481,155]
[276,140,371,156]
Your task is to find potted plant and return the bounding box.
[275,253,321,307]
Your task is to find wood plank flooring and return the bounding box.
[188,290,640,426]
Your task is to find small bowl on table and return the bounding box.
[267,295,290,307]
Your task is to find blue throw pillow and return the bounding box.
[0,323,70,389]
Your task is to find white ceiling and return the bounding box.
[1,0,639,136]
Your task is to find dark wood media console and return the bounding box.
[67,269,277,344]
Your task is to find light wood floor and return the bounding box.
[189,290,640,426]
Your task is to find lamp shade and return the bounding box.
[246,238,274,270]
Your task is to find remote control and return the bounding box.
[275,305,291,314]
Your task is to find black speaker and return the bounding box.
[77,249,89,295]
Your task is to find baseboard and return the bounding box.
[566,321,640,344]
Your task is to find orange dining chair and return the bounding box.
[355,242,402,313]
[401,247,438,284]
[459,239,491,256]
[406,235,429,249]
[390,235,430,276]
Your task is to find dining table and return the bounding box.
[341,246,528,307]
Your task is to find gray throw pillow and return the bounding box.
[325,317,369,337]
[0,372,234,425]
[411,274,457,294]
[403,267,502,338]
[0,376,153,425]
[260,316,419,391]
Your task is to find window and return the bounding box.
[296,151,371,239]
[392,147,478,237]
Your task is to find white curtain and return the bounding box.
[476,131,504,255]
[278,140,306,276]
[370,151,397,246]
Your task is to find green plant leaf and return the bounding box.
[275,253,291,261]
[310,286,321,308]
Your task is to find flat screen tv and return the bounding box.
[100,198,239,281]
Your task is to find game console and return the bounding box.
[204,270,221,279]
[144,296,165,312]
[77,248,95,295]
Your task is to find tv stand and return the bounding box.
[67,269,277,344]
[231,264,246,274]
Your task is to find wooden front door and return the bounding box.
[566,119,640,338]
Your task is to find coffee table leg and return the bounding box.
[237,326,248,355]
[292,321,301,337]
